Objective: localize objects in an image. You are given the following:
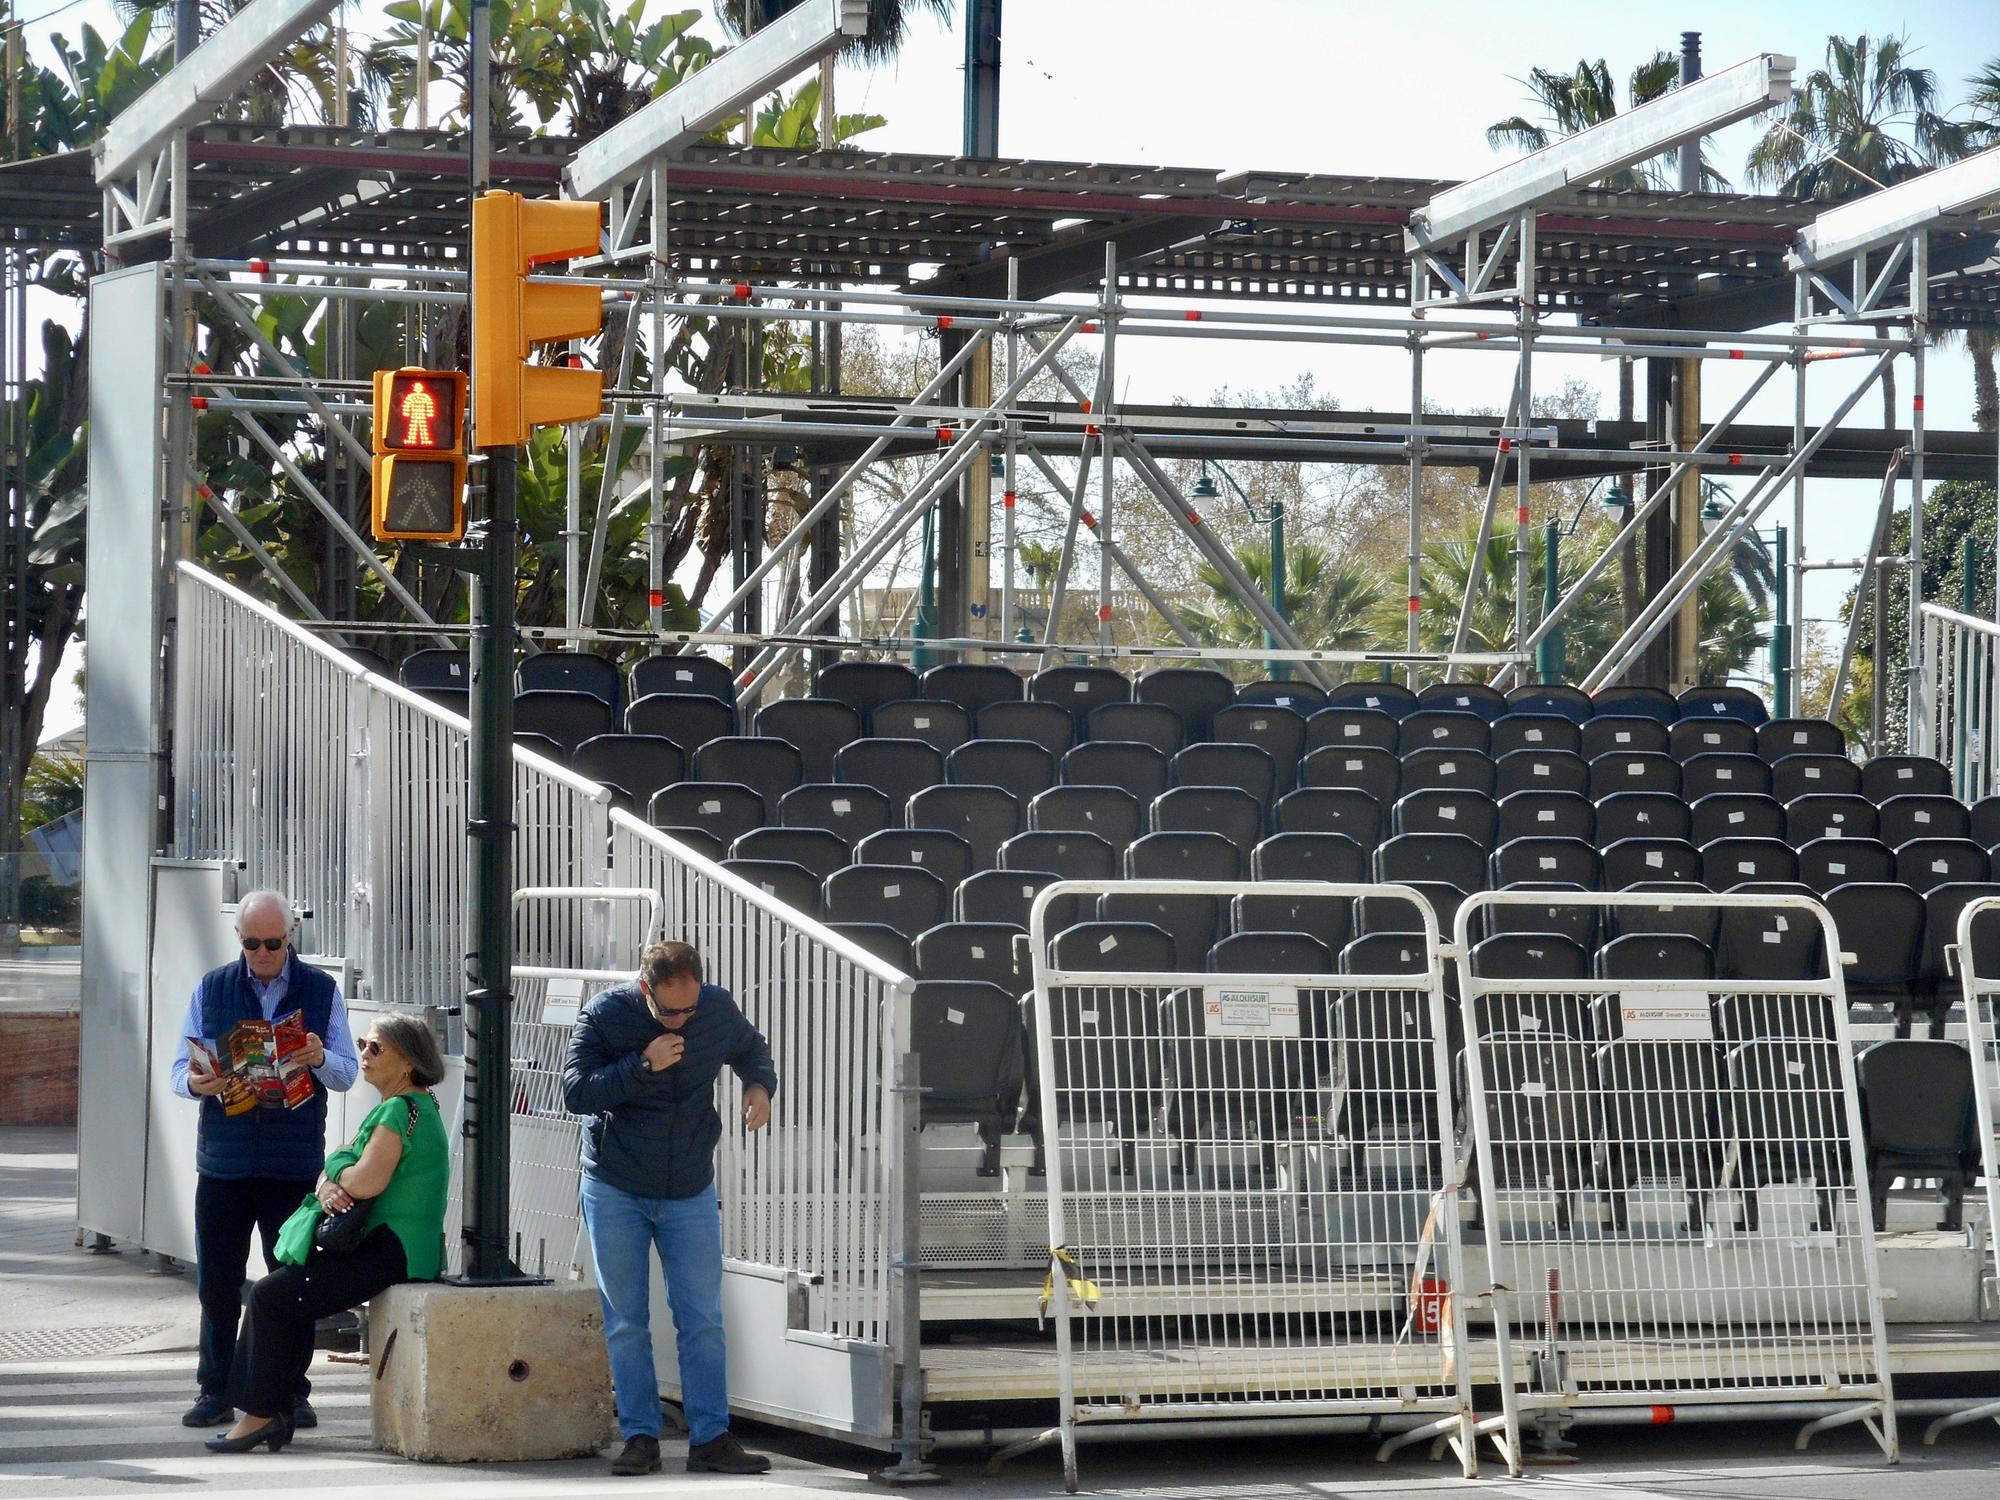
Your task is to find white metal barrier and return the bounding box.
[1027,880,1479,1491]
[1452,891,1897,1463]
[1920,602,1999,798]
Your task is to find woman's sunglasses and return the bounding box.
[360,1038,388,1056]
[240,936,288,952]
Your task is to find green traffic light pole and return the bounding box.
[1195,463,1286,680]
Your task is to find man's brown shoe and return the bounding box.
[687,1431,770,1474]
[611,1434,661,1475]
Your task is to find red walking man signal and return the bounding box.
[371,367,468,542]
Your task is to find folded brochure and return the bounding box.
[187,1011,314,1114]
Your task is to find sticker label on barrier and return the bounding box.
[1203,984,1300,1037]
[1615,987,1714,1040]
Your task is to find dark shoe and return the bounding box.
[610,1434,661,1476]
[687,1432,770,1475]
[181,1395,233,1428]
[204,1415,292,1454]
[290,1399,318,1430]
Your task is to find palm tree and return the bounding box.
[1745,34,1996,426]
[1179,544,1384,680]
[1400,525,1620,683]
[718,0,955,63]
[1488,54,1732,192]
[1967,58,2000,433]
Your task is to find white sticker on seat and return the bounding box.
[884,883,901,897]
[1072,682,1090,694]
[1098,934,1118,954]
[1439,806,1458,820]
[1616,730,1634,744]
[700,799,721,814]
[946,1008,965,1025]
[1343,724,1361,737]
[1433,727,1449,740]
[832,798,851,813]
[1787,1060,1805,1076]
[969,944,987,959]
[1077,1009,1098,1023]
[1729,810,1746,824]
[1526,727,1545,742]
[674,668,693,682]
[1915,809,1932,824]
[1737,860,1755,874]
[1628,763,1644,776]
[1365,696,1382,707]
[1538,810,1555,823]
[1520,1079,1547,1097]
[1535,763,1550,777]
[1934,859,1950,874]
[1899,767,1915,779]
[1646,850,1665,867]
[1345,758,1364,771]
[1828,862,1846,875]
[1716,768,1735,781]
[1538,856,1557,870]
[910,852,926,864]
[1763,930,1782,944]
[1440,760,1457,774]
[1804,766,1822,779]
[913,716,931,728]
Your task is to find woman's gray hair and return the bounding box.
[369,1012,447,1089]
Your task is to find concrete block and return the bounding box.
[370,1282,616,1462]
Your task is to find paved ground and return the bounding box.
[0,945,79,1014]
[4,1126,1999,1495]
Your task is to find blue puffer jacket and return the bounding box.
[562,981,778,1200]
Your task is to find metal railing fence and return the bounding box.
[1452,890,1897,1463]
[1920,603,1999,799]
[1026,880,1479,1489]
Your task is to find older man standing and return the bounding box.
[171,889,358,1430]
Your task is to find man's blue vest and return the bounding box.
[194,954,336,1182]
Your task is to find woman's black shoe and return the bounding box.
[204,1415,293,1454]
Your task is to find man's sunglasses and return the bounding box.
[241,936,289,952]
[650,995,698,1018]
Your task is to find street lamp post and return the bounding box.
[1197,463,1286,681]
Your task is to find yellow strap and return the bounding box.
[1039,1247,1101,1315]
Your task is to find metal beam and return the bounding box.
[566,0,867,200]
[1792,145,2000,268]
[1409,53,1792,247]
[96,0,343,182]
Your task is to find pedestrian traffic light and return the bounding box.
[471,190,604,448]
[370,367,468,542]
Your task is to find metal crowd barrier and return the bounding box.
[1026,880,1480,1491]
[1452,890,1897,1464]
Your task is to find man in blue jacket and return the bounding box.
[564,940,777,1477]
[170,889,358,1430]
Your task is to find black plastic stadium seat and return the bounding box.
[1275,787,1384,847]
[1689,792,1786,845]
[1593,791,1691,845]
[1582,715,1671,759]
[420,685,472,719]
[1399,747,1496,796]
[1784,792,1877,845]
[626,691,735,749]
[515,689,616,757]
[1916,883,2000,1035]
[822,864,948,942]
[1826,881,1924,1020]
[1494,748,1590,798]
[999,829,1116,880]
[977,701,1076,759]
[816,660,921,727]
[754,698,861,783]
[1795,836,1896,893]
[1862,755,1952,802]
[1973,795,2000,849]
[573,734,686,807]
[1496,789,1594,844]
[1392,788,1499,847]
[1151,785,1265,847]
[779,783,893,841]
[1062,740,1170,802]
[1473,882,1598,949]
[1757,717,1846,762]
[1877,794,1971,847]
[1491,836,1601,890]
[1587,751,1679,800]
[1770,753,1863,802]
[1096,891,1220,974]
[1324,679,1417,717]
[1677,685,1768,725]
[1466,932,1592,1039]
[721,858,820,917]
[1300,745,1402,803]
[1210,930,1332,974]
[1030,665,1131,719]
[1591,686,1680,724]
[1602,837,1702,888]
[399,647,470,692]
[1374,831,1486,891]
[632,652,735,704]
[1670,718,1758,761]
[1726,1038,1849,1230]
[1210,704,1307,791]
[1252,830,1368,883]
[1355,882,1465,937]
[1680,752,1773,803]
[1715,896,1824,985]
[1610,881,1718,946]
[828,922,912,973]
[1596,932,1713,980]
[949,739,1057,805]
[854,829,976,891]
[1135,667,1237,740]
[1595,1037,1725,1230]
[1171,742,1277,805]
[1701,835,1798,889]
[650,824,725,861]
[1126,829,1242,881]
[730,826,849,882]
[1236,680,1327,714]
[1233,886,1352,957]
[1462,1032,1597,1229]
[1504,683,1594,723]
[1491,713,1583,758]
[1398,710,1490,755]
[956,868,1058,928]
[1341,932,1430,974]
[833,738,946,817]
[922,662,1023,716]
[873,698,972,754]
[519,651,622,715]
[693,736,803,810]
[344,646,392,677]
[908,783,1022,870]
[1087,702,1185,756]
[1895,838,1989,895]
[1027,785,1142,849]
[1857,1039,1979,1229]
[914,922,1026,992]
[1416,680,1509,722]
[648,782,764,846]
[1305,706,1400,754]
[908,979,1024,1174]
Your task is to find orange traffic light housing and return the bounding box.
[370,367,468,542]
[471,190,604,448]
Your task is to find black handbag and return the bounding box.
[314,1096,420,1256]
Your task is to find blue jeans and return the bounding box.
[580,1175,729,1444]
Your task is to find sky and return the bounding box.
[18,0,2000,729]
